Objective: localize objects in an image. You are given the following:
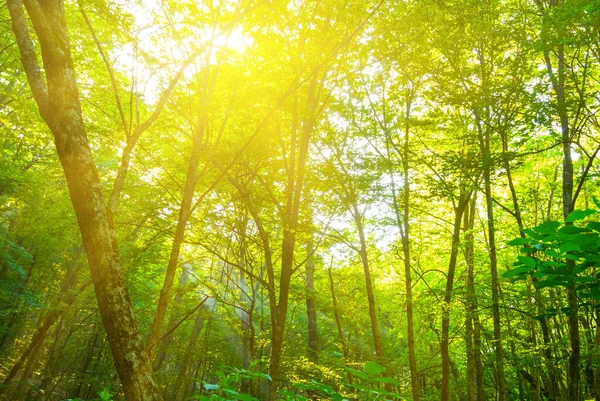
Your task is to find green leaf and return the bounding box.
[373,376,401,386]
[365,361,386,376]
[507,237,530,246]
[587,221,600,232]
[559,242,580,254]
[591,286,600,301]
[566,209,597,223]
[534,279,570,289]
[518,255,536,269]
[534,221,561,234]
[346,367,368,380]
[503,266,531,278]
[559,225,588,235]
[234,393,258,401]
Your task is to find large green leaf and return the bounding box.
[507,237,530,246]
[566,209,597,223]
[364,361,386,376]
[518,255,537,269]
[503,266,531,278]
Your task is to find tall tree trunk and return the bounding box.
[237,216,256,395]
[171,310,206,401]
[152,265,191,371]
[351,200,383,360]
[0,310,61,391]
[387,88,420,401]
[594,308,600,400]
[267,69,320,401]
[441,193,470,401]
[7,2,162,399]
[328,266,353,384]
[464,194,483,401]
[306,235,318,364]
[146,72,209,358]
[74,326,100,399]
[501,128,562,399]
[537,1,580,388]
[477,119,506,401]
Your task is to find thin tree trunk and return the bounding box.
[477,119,506,401]
[146,73,209,358]
[389,89,419,401]
[1,310,61,390]
[463,195,479,401]
[171,311,205,401]
[538,12,580,392]
[152,265,191,371]
[306,235,318,364]
[75,326,99,399]
[328,266,352,384]
[441,193,470,401]
[351,200,383,360]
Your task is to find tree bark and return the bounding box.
[386,87,419,400]
[328,266,353,384]
[146,73,209,358]
[463,194,483,401]
[440,193,470,401]
[306,235,318,364]
[7,1,162,399]
[171,310,206,401]
[267,69,320,401]
[152,265,190,371]
[477,118,506,401]
[351,200,383,360]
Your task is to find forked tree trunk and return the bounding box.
[267,69,320,401]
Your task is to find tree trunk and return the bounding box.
[328,266,353,384]
[464,195,481,401]
[146,72,209,357]
[351,200,383,360]
[152,265,191,371]
[390,90,420,401]
[171,311,206,401]
[7,1,162,399]
[0,310,60,392]
[267,69,320,401]
[477,119,506,401]
[306,235,318,364]
[441,193,469,401]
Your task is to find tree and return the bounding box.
[7,1,162,399]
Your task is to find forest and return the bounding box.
[1,0,600,400]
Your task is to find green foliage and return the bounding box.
[506,209,600,304]
[344,361,403,400]
[97,387,113,401]
[190,366,270,401]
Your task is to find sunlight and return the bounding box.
[213,28,254,53]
